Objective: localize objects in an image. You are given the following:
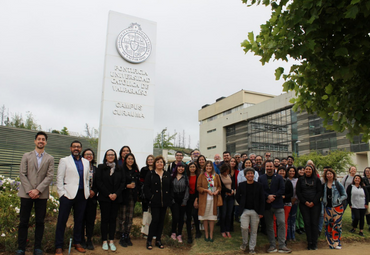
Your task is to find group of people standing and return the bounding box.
[14,134,370,255]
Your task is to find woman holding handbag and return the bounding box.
[197,160,222,242]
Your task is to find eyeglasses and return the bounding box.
[106,154,115,157]
[84,153,93,156]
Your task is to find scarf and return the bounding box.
[106,162,116,176]
[205,172,215,191]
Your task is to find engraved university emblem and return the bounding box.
[116,23,152,64]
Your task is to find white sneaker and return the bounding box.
[335,246,342,249]
[109,242,116,252]
[102,242,108,251]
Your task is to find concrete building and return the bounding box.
[198,90,370,168]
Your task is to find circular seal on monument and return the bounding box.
[116,23,152,64]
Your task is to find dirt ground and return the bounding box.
[6,240,367,255]
[4,217,368,255]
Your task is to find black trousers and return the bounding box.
[55,190,87,248]
[186,194,200,238]
[148,206,167,242]
[99,200,119,241]
[352,208,366,230]
[171,201,186,236]
[18,198,47,250]
[81,197,97,241]
[299,203,320,245]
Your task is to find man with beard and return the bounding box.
[254,155,265,176]
[16,132,54,255]
[286,156,294,169]
[55,141,90,254]
[273,158,280,173]
[213,154,222,174]
[187,149,200,164]
[258,160,291,253]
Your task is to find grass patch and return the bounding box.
[188,209,370,254]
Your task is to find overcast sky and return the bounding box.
[0,0,292,148]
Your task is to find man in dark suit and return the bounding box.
[55,141,90,255]
[258,160,291,253]
[16,131,54,255]
[236,168,265,254]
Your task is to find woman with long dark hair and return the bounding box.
[186,162,201,243]
[347,174,369,236]
[322,168,347,249]
[144,156,173,250]
[287,166,298,242]
[118,146,131,166]
[81,149,97,250]
[170,163,189,243]
[119,153,140,247]
[196,155,207,174]
[116,145,132,238]
[296,165,322,250]
[219,163,235,238]
[96,149,125,251]
[197,161,222,242]
[295,166,305,235]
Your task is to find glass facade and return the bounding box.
[225,107,296,158]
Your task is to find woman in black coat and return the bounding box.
[81,149,98,250]
[143,156,173,250]
[96,149,126,251]
[296,165,322,250]
[119,153,140,247]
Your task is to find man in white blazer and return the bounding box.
[55,141,90,254]
[16,131,54,255]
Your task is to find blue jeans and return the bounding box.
[287,204,297,240]
[318,201,324,232]
[220,196,234,233]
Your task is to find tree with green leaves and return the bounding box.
[154,129,177,149]
[60,127,69,135]
[294,150,354,174]
[241,0,370,141]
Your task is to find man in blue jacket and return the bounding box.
[258,160,291,253]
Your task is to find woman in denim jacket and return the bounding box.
[322,168,347,249]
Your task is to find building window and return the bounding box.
[226,143,236,154]
[223,109,232,116]
[207,146,216,150]
[226,125,235,136]
[207,115,217,122]
[350,135,370,152]
[207,128,216,133]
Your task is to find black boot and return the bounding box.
[119,234,127,247]
[86,239,94,250]
[195,231,202,239]
[126,233,133,246]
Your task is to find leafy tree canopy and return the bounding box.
[241,0,370,141]
[154,129,177,149]
[294,150,354,174]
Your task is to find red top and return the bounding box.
[189,175,197,195]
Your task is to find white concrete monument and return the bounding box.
[98,11,156,166]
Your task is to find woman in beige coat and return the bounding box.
[197,161,222,242]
